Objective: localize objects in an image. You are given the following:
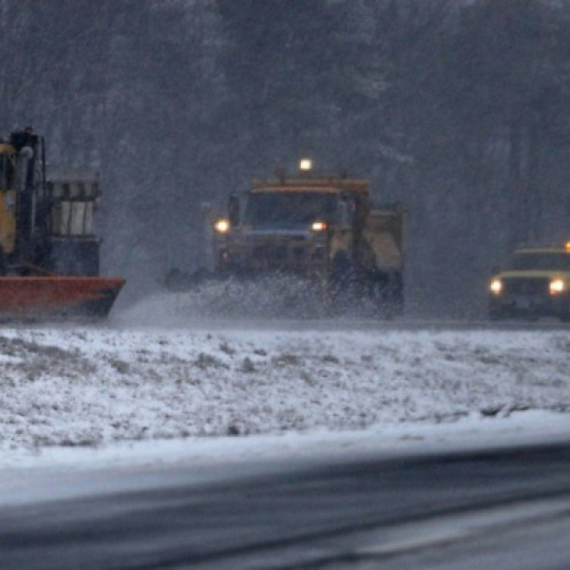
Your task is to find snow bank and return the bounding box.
[0,320,569,456]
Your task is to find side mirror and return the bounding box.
[228,194,240,226]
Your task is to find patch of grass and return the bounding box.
[194,352,226,369]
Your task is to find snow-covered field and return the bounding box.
[1,290,570,474]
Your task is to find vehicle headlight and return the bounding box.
[311,221,327,232]
[214,218,230,234]
[549,279,567,294]
[489,278,503,295]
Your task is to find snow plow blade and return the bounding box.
[0,276,125,320]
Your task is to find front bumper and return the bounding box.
[488,292,570,319]
[213,234,328,280]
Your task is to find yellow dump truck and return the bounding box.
[488,244,570,321]
[210,160,405,316]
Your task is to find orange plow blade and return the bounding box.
[0,276,125,319]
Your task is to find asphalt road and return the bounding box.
[1,442,570,569]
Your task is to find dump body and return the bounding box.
[211,169,405,314]
[0,130,124,319]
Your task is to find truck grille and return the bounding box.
[502,277,549,296]
[251,245,306,269]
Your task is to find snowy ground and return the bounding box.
[1,290,570,476]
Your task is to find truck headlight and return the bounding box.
[549,279,566,294]
[311,221,327,232]
[214,218,230,234]
[489,279,502,295]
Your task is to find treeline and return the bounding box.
[1,0,569,314]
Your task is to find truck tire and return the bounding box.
[330,253,354,291]
[327,253,358,313]
[369,271,403,319]
[0,244,6,276]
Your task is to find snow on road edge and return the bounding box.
[0,318,569,471]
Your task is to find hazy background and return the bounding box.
[2,0,570,318]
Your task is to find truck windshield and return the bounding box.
[510,252,570,271]
[243,192,337,226]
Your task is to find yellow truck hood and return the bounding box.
[494,270,570,280]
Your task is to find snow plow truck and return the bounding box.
[0,128,124,319]
[185,160,405,316]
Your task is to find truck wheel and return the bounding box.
[0,244,7,276]
[330,254,354,290]
[327,254,357,313]
[369,272,403,319]
[384,290,404,319]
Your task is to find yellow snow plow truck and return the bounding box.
[207,160,405,316]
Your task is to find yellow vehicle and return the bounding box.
[209,159,405,316]
[488,244,570,321]
[0,128,125,318]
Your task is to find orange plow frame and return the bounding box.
[0,276,125,319]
